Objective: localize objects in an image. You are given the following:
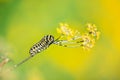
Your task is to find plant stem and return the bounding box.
[13,56,33,69]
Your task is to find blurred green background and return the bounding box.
[0,0,120,80]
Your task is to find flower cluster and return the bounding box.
[57,23,80,41]
[80,33,95,49]
[87,23,100,40]
[56,23,100,50]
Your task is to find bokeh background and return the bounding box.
[0,0,120,80]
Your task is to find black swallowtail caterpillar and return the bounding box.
[29,35,54,57]
[14,35,55,68]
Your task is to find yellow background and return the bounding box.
[0,0,120,80]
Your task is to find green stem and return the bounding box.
[13,56,33,69]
